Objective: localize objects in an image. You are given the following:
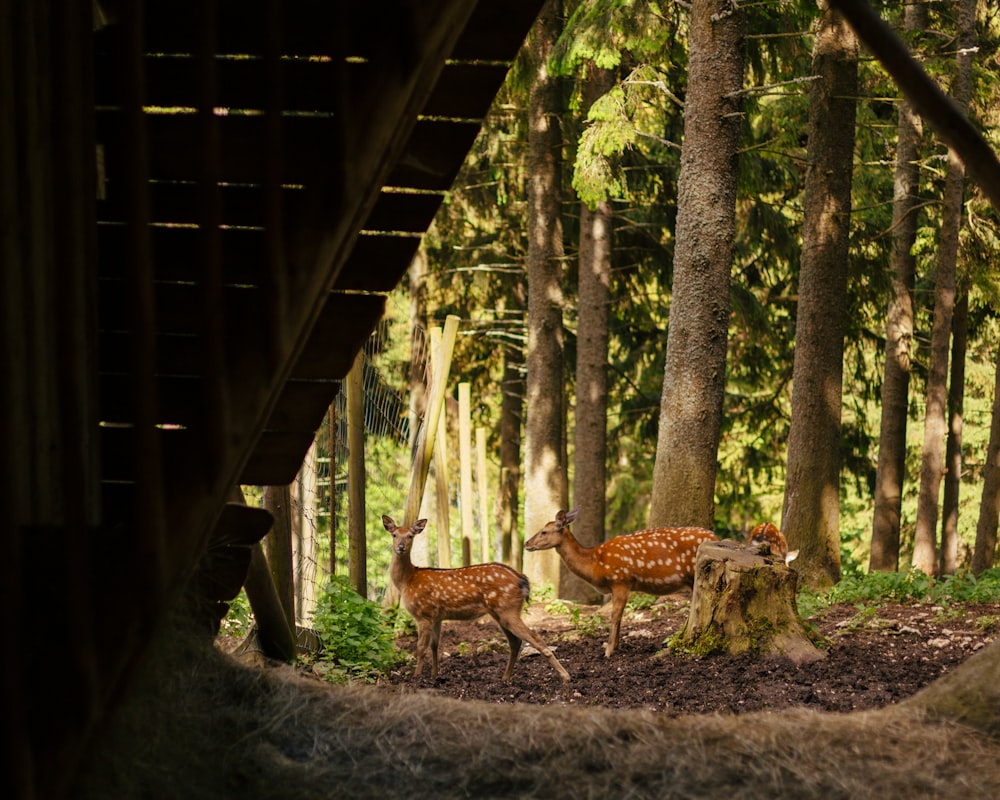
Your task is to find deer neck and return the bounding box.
[390,548,417,588]
[557,528,598,582]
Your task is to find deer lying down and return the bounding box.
[525,509,718,657]
[383,515,570,683]
[747,522,798,564]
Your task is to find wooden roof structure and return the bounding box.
[1,1,544,797]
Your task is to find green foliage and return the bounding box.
[545,596,607,637]
[797,567,1000,619]
[357,0,1000,580]
[218,590,254,638]
[552,0,685,75]
[306,576,404,683]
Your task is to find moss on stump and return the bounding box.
[671,539,826,665]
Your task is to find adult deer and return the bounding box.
[747,522,798,564]
[383,515,570,683]
[525,509,718,656]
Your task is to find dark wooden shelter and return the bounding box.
[1,1,544,797]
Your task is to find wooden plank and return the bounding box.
[99,295,382,380]
[386,118,482,191]
[97,279,265,336]
[449,0,545,62]
[99,180,292,229]
[263,380,340,433]
[101,181,437,234]
[99,110,479,189]
[292,292,385,380]
[334,234,421,293]
[135,0,384,59]
[99,373,205,426]
[97,223,269,284]
[151,0,475,586]
[421,62,512,120]
[96,55,509,122]
[98,225,420,290]
[362,190,444,234]
[240,430,319,486]
[97,110,340,185]
[98,425,184,483]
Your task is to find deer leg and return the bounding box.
[429,618,443,678]
[414,620,430,677]
[606,584,631,657]
[501,614,570,683]
[498,624,522,682]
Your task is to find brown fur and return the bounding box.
[526,509,717,656]
[384,515,569,683]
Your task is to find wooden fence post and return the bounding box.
[459,382,473,566]
[346,349,366,597]
[476,427,489,562]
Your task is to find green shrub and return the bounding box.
[306,575,404,683]
[218,590,254,637]
[797,567,1000,619]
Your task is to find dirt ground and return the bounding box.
[378,594,1000,715]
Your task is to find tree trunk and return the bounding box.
[940,290,968,575]
[497,340,524,569]
[972,341,1000,575]
[523,0,568,591]
[673,540,825,665]
[870,2,926,573]
[912,0,975,575]
[649,0,745,530]
[781,5,858,589]
[566,65,615,602]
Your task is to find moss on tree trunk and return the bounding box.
[671,540,825,665]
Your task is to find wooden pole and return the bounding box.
[262,484,295,628]
[459,382,473,566]
[327,403,337,575]
[346,349,367,597]
[433,327,451,567]
[227,487,296,662]
[476,426,489,562]
[294,438,319,625]
[404,315,459,526]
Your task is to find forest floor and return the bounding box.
[376,594,1000,715]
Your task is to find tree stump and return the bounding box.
[672,539,826,665]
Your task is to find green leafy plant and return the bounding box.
[306,575,405,683]
[626,593,658,611]
[218,590,254,637]
[797,567,1000,619]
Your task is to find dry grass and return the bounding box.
[73,611,1000,799]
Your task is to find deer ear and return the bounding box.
[412,519,428,535]
[382,515,397,533]
[785,550,799,564]
[564,508,579,524]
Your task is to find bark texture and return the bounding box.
[567,65,616,602]
[498,342,524,570]
[781,5,858,588]
[566,197,613,601]
[523,0,568,590]
[911,0,975,575]
[649,0,745,530]
[673,540,825,665]
[972,342,1000,575]
[870,2,925,572]
[940,291,968,575]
